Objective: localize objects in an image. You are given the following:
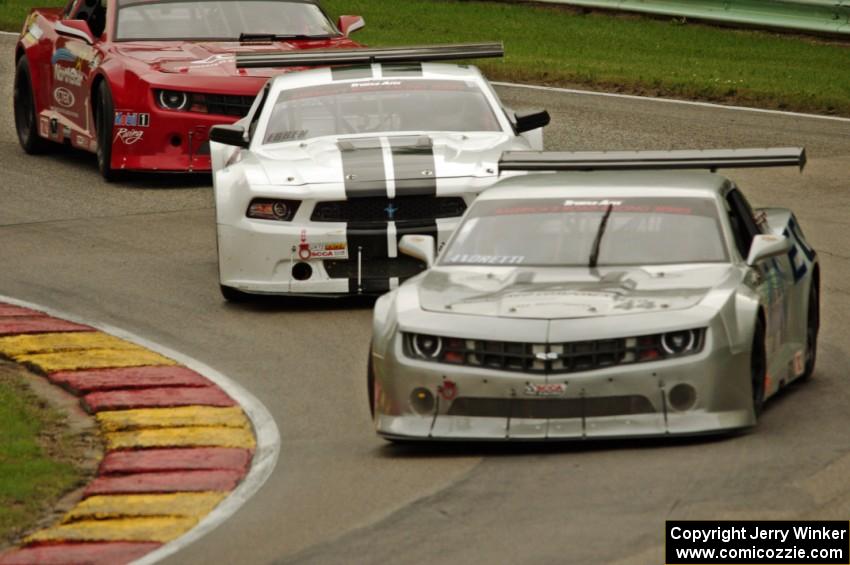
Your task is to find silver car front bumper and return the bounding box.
[372,327,755,440]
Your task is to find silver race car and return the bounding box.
[209,44,550,300]
[369,148,819,441]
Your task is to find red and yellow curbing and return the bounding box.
[0,303,257,565]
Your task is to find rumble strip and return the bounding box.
[0,302,267,565]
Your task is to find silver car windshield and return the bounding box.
[116,0,336,41]
[442,196,729,267]
[263,79,502,144]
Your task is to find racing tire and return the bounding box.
[220,285,252,303]
[367,343,375,419]
[94,81,120,182]
[799,284,819,381]
[13,57,51,154]
[750,317,767,419]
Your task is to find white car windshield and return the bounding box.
[263,79,502,144]
[116,0,336,41]
[442,196,729,267]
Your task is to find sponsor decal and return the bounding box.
[385,202,398,220]
[114,128,144,145]
[351,80,402,89]
[51,47,77,66]
[563,199,623,207]
[114,112,150,127]
[438,381,458,401]
[447,254,525,265]
[53,87,75,108]
[29,22,44,39]
[297,231,348,260]
[21,21,44,47]
[53,64,84,86]
[524,383,567,397]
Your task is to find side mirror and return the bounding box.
[210,124,249,149]
[399,235,436,268]
[747,234,792,266]
[56,19,95,44]
[337,15,365,37]
[514,109,550,134]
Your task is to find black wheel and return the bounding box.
[94,81,120,182]
[367,343,375,418]
[751,317,767,418]
[220,285,251,303]
[800,284,819,381]
[13,57,50,154]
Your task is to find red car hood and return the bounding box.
[114,37,359,78]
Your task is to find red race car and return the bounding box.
[13,0,365,180]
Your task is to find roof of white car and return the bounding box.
[479,170,731,201]
[267,62,487,90]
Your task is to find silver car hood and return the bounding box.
[417,264,737,320]
[254,132,515,186]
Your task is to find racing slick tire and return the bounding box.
[13,57,51,154]
[751,317,767,418]
[367,343,375,419]
[220,284,251,303]
[800,283,819,381]
[95,81,121,182]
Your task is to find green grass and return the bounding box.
[2,0,848,115]
[0,368,84,547]
[323,0,850,116]
[0,0,39,35]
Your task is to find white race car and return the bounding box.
[209,44,550,300]
[369,148,819,441]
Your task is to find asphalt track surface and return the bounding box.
[2,34,849,564]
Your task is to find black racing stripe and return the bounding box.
[347,223,390,259]
[382,63,423,77]
[346,223,390,293]
[390,136,437,196]
[331,65,374,81]
[340,138,387,198]
[348,278,391,295]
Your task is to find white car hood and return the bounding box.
[254,132,515,186]
[417,265,737,320]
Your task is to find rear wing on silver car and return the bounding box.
[236,42,504,69]
[498,148,806,173]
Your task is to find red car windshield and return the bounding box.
[115,0,337,41]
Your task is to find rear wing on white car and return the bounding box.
[235,42,504,68]
[498,147,806,173]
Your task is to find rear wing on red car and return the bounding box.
[235,42,504,69]
[498,148,807,173]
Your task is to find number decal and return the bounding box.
[784,215,815,283]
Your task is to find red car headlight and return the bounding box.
[155,89,208,113]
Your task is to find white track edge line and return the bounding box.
[0,293,281,565]
[492,81,850,124]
